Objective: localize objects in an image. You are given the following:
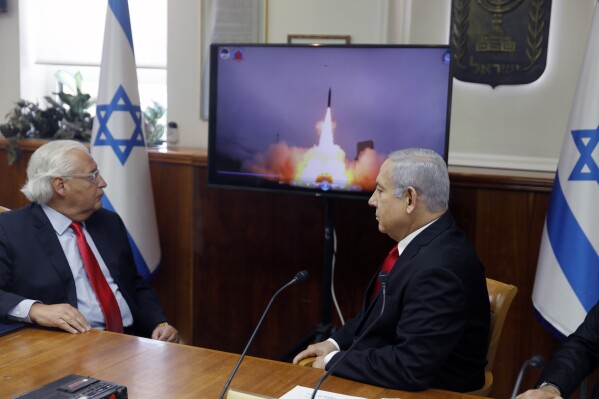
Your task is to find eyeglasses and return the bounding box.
[61,169,101,184]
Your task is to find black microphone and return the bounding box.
[218,270,309,399]
[310,271,389,399]
[510,355,545,399]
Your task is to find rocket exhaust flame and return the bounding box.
[295,104,349,186]
[242,89,385,192]
[319,108,335,149]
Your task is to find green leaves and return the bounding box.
[0,71,94,165]
[1,70,167,165]
[143,101,166,146]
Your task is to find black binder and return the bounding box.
[12,374,128,399]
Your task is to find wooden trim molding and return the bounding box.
[0,138,552,187]
[448,165,554,192]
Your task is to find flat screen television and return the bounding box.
[208,44,453,200]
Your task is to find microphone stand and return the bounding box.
[310,272,389,399]
[510,355,545,399]
[219,271,309,399]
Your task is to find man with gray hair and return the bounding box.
[0,140,178,342]
[294,148,490,392]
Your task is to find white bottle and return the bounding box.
[167,121,179,145]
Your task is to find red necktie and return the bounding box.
[372,245,399,299]
[71,222,124,333]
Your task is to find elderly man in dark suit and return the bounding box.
[293,148,490,392]
[0,140,178,342]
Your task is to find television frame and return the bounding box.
[207,43,453,200]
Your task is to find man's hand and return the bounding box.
[29,303,91,334]
[292,340,337,369]
[151,323,179,343]
[516,386,563,399]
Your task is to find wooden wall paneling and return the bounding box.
[195,177,278,354]
[193,167,330,358]
[330,197,396,320]
[0,142,32,209]
[478,189,541,399]
[265,194,326,358]
[148,150,197,345]
[450,177,559,398]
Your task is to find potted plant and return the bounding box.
[142,101,166,147]
[0,71,93,165]
[1,71,167,164]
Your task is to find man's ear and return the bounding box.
[405,186,418,213]
[51,177,67,197]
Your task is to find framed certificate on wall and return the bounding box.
[200,0,267,120]
[287,34,351,45]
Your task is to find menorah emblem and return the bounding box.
[476,0,524,52]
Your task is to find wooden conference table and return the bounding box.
[0,328,489,399]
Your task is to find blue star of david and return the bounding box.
[93,85,144,165]
[569,126,599,184]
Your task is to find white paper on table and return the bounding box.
[278,385,367,399]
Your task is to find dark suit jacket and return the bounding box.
[0,203,167,337]
[537,301,599,398]
[328,211,490,392]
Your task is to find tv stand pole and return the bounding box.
[280,197,337,361]
[318,197,335,335]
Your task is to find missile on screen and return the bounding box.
[328,88,332,108]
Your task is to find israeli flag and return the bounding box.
[532,0,599,339]
[91,0,161,279]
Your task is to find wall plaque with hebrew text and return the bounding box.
[451,0,552,87]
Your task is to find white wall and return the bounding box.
[167,0,204,148]
[0,0,20,118]
[1,0,597,171]
[445,0,596,170]
[197,0,596,170]
[267,0,389,43]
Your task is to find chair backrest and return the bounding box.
[468,278,518,397]
[485,277,518,372]
[0,206,10,213]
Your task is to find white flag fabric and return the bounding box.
[532,0,599,339]
[91,0,161,279]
